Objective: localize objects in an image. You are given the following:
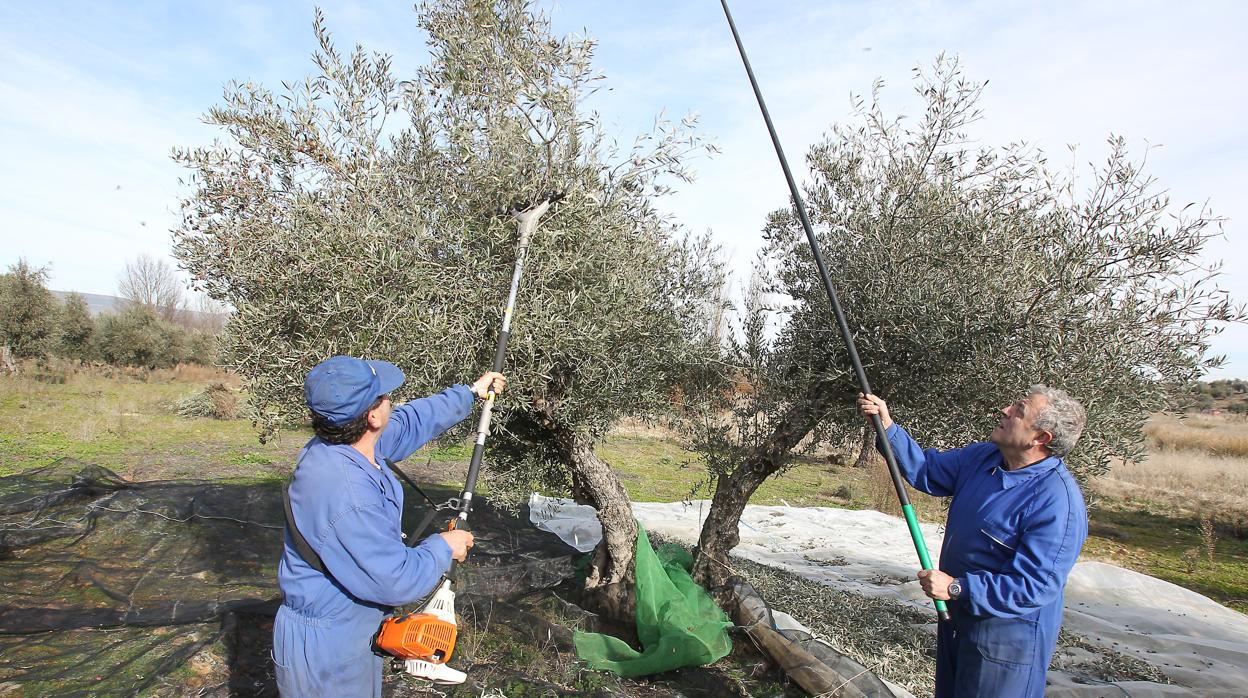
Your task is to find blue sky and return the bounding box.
[2,1,1245,378]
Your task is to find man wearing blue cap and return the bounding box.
[273,355,505,697]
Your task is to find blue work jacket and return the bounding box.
[883,423,1087,697]
[272,385,474,697]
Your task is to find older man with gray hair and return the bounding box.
[858,385,1088,698]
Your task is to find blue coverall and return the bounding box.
[272,385,474,697]
[881,423,1087,698]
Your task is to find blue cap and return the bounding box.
[304,355,405,425]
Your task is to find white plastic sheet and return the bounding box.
[528,493,602,552]
[530,495,1248,696]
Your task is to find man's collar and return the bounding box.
[996,454,1061,488]
[334,442,387,474]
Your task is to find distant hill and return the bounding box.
[50,290,227,331]
[50,290,124,316]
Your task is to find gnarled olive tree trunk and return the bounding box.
[521,406,637,619]
[563,432,638,618]
[854,424,875,469]
[692,391,830,589]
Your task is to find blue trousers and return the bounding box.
[273,604,383,697]
[936,611,1048,697]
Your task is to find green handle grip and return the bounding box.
[903,504,949,616]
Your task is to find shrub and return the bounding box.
[0,259,57,360]
[58,292,96,361]
[175,383,240,420]
[96,306,173,368]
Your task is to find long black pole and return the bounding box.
[718,0,949,622]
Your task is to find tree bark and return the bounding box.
[0,346,16,375]
[692,459,769,589]
[543,418,638,620]
[854,423,875,468]
[692,388,833,588]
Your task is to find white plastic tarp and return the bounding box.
[530,495,1248,697]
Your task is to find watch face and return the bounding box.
[948,581,961,599]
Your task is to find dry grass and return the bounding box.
[608,416,683,441]
[16,357,235,386]
[864,451,903,516]
[1095,450,1248,519]
[1095,413,1248,520]
[1098,449,1248,499]
[1145,413,1248,458]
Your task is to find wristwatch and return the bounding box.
[947,579,962,601]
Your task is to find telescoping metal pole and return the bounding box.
[718,0,950,623]
[457,194,561,523]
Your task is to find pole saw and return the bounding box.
[374,194,563,683]
[718,0,950,623]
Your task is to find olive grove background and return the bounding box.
[0,257,219,370]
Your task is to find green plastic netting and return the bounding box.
[573,524,732,678]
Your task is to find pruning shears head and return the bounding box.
[498,191,567,217]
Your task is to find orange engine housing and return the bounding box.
[375,613,458,662]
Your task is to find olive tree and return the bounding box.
[0,259,57,361]
[173,0,722,610]
[688,57,1244,586]
[58,292,96,361]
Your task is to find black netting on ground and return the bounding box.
[0,461,892,697]
[0,460,284,696]
[0,461,281,634]
[0,460,580,696]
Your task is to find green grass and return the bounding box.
[596,434,707,502]
[0,367,306,479]
[597,434,854,507]
[1083,502,1248,613]
[597,433,948,520]
[427,441,473,461]
[225,450,276,466]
